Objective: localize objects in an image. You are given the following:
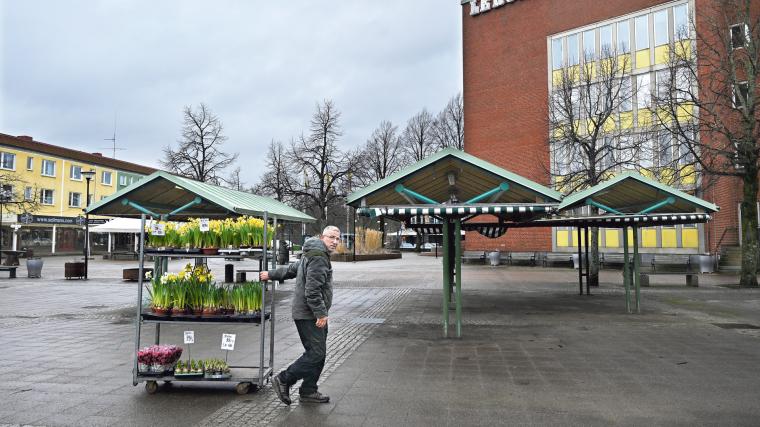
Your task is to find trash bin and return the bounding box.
[27,257,43,278]
[224,264,234,283]
[278,240,290,265]
[488,251,501,266]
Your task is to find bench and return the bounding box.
[0,266,17,278]
[600,253,628,269]
[111,251,138,260]
[541,252,573,267]
[507,252,537,266]
[640,254,699,287]
[462,251,487,264]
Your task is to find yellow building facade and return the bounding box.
[0,133,156,254]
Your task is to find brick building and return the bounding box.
[460,0,755,256]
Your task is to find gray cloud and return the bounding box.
[1,1,462,185]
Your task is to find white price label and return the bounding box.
[184,330,194,344]
[150,223,165,236]
[199,218,210,232]
[221,333,236,351]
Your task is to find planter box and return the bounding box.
[330,253,402,262]
[123,268,154,281]
[64,262,85,279]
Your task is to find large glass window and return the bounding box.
[734,81,749,108]
[674,4,689,40]
[567,33,580,66]
[636,73,651,109]
[617,20,630,53]
[102,170,112,185]
[640,138,654,168]
[69,192,81,207]
[731,23,750,50]
[26,157,33,171]
[620,77,633,112]
[600,25,613,57]
[40,189,54,205]
[70,165,82,180]
[0,152,16,170]
[41,160,56,177]
[654,9,669,46]
[658,132,674,166]
[583,29,596,60]
[24,186,33,201]
[635,15,649,50]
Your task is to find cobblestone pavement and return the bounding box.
[1,255,760,426]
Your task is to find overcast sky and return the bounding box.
[0,1,463,185]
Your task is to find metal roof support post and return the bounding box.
[586,198,624,215]
[168,197,203,216]
[577,226,583,295]
[465,182,510,204]
[442,218,450,337]
[638,197,676,214]
[633,225,641,314]
[623,227,631,314]
[584,225,591,295]
[121,199,159,217]
[454,218,463,338]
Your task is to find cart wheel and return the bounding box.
[145,381,158,394]
[235,382,252,395]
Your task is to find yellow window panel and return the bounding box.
[680,165,696,185]
[556,230,569,247]
[660,167,676,184]
[605,229,619,248]
[571,229,586,247]
[639,168,655,179]
[662,228,677,248]
[676,103,694,122]
[552,70,563,87]
[642,228,657,247]
[602,117,616,132]
[654,45,669,65]
[583,62,596,80]
[654,107,673,124]
[673,40,692,60]
[619,112,634,129]
[626,229,634,246]
[617,54,632,72]
[637,108,653,127]
[567,65,580,83]
[635,49,651,68]
[682,228,699,248]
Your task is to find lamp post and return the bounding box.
[82,170,96,279]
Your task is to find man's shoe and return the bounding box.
[299,391,330,403]
[272,375,291,405]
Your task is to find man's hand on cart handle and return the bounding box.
[259,271,269,281]
[316,317,328,328]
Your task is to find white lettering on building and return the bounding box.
[470,0,516,16]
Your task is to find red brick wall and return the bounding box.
[460,0,742,252]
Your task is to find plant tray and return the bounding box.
[142,312,271,323]
[138,370,174,377]
[172,248,202,254]
[174,372,204,379]
[204,373,232,380]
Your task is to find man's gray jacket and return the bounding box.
[267,237,333,320]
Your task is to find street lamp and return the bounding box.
[82,169,96,279]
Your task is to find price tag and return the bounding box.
[184,331,195,344]
[221,333,236,351]
[151,222,165,236]
[199,218,210,232]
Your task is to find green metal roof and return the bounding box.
[347,148,562,207]
[557,172,719,214]
[86,171,315,222]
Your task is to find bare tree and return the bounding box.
[651,0,759,287]
[286,100,359,232]
[0,172,41,249]
[356,120,404,187]
[161,103,238,184]
[401,108,436,162]
[252,140,293,203]
[433,93,465,150]
[223,166,245,191]
[548,46,640,286]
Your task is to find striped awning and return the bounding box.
[357,204,555,218]
[408,223,509,239]
[510,213,712,228]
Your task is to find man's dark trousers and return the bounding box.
[279,319,327,394]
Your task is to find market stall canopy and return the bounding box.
[86,171,315,223]
[347,148,562,208]
[557,172,719,214]
[89,217,151,233]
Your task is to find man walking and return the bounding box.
[260,225,341,405]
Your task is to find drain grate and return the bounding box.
[712,323,760,330]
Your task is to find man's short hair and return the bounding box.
[322,225,340,236]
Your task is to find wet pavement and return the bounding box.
[0,255,759,426]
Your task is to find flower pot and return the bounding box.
[26,257,44,278]
[151,307,170,315]
[202,308,218,316]
[171,307,188,315]
[201,247,219,255]
[191,308,203,316]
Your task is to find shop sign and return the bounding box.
[88,219,109,225]
[469,0,519,16]
[17,214,88,225]
[1,213,17,223]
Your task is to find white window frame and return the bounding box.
[70,165,83,181]
[636,73,652,110]
[26,156,34,171]
[40,189,54,205]
[69,192,81,208]
[617,20,631,53]
[730,23,750,51]
[0,152,16,170]
[673,4,689,40]
[634,15,649,51]
[101,170,112,186]
[567,33,580,66]
[24,186,33,201]
[653,9,669,46]
[119,175,127,186]
[41,160,56,177]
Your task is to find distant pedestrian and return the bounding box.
[259,225,340,404]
